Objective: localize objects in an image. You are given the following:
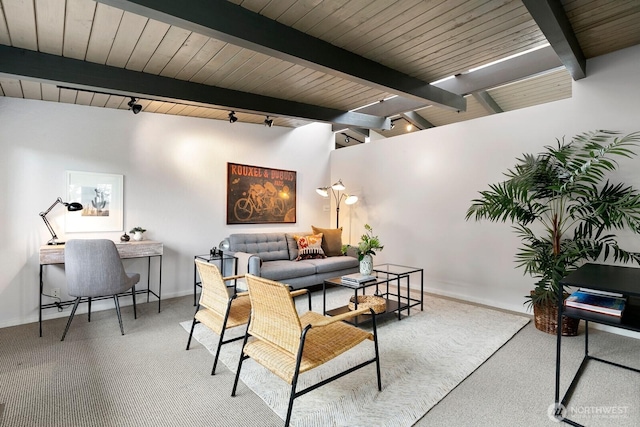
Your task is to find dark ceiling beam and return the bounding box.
[96,0,465,112]
[472,91,503,114]
[357,46,563,117]
[0,46,390,130]
[434,46,563,95]
[331,125,370,139]
[522,0,586,80]
[401,111,434,130]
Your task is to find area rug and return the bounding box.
[181,288,529,427]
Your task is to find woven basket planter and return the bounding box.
[532,295,579,336]
[348,295,386,314]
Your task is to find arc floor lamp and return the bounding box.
[316,179,358,228]
[39,197,83,245]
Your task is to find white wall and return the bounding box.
[0,100,334,328]
[332,44,640,316]
[3,44,640,332]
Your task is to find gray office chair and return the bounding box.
[61,239,140,341]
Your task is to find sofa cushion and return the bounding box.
[303,255,359,274]
[293,233,326,260]
[260,260,317,281]
[228,233,289,262]
[311,225,343,256]
[285,231,312,260]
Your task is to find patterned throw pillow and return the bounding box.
[293,233,326,261]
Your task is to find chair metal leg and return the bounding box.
[61,298,81,341]
[371,311,382,391]
[285,377,298,427]
[186,321,196,350]
[186,306,200,350]
[231,319,252,397]
[113,295,125,335]
[131,285,137,319]
[87,297,92,322]
[211,329,226,375]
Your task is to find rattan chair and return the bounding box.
[232,274,381,427]
[186,259,252,375]
[61,239,140,341]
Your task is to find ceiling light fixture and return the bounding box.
[127,97,142,114]
[228,111,238,123]
[264,116,273,127]
[340,132,364,144]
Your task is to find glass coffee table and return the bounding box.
[323,264,424,325]
[322,277,408,325]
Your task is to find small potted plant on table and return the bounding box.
[130,226,147,241]
[342,224,384,275]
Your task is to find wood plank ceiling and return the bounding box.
[0,0,639,148]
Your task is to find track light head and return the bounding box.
[228,111,238,123]
[264,116,273,127]
[345,135,350,143]
[128,97,142,114]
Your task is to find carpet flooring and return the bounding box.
[182,287,530,427]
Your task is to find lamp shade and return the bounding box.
[316,187,329,197]
[344,195,358,205]
[331,180,345,191]
[66,202,83,211]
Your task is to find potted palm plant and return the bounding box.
[466,130,640,335]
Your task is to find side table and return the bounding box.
[193,253,238,305]
[372,264,424,316]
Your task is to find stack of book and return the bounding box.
[564,288,627,317]
[341,273,377,287]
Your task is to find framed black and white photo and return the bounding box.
[65,171,124,232]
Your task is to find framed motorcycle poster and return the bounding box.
[227,162,297,224]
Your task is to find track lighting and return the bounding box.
[339,132,364,145]
[228,111,238,123]
[127,97,142,114]
[264,116,273,127]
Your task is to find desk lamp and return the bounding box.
[316,179,358,228]
[39,197,84,245]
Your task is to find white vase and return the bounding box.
[133,231,143,241]
[359,254,373,275]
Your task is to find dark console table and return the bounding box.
[555,263,640,426]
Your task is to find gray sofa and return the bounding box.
[226,232,359,289]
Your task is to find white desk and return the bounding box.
[38,240,163,337]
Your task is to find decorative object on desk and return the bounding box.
[129,227,146,241]
[39,197,84,245]
[66,171,123,232]
[316,179,358,228]
[120,232,130,242]
[348,294,386,314]
[226,162,296,224]
[342,224,383,275]
[466,130,640,335]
